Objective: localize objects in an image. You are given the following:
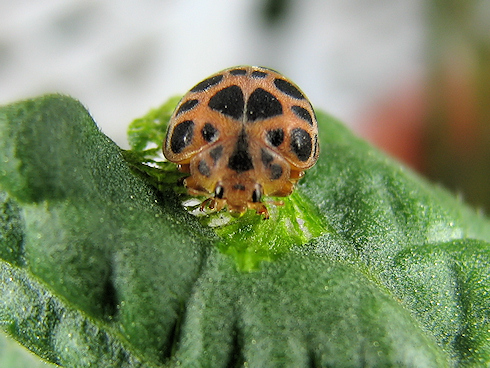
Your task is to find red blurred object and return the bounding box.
[360,82,428,173]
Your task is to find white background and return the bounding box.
[0,0,425,147]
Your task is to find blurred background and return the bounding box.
[1,0,489,213]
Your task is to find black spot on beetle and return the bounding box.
[252,187,262,203]
[313,135,319,158]
[251,70,267,78]
[261,148,274,167]
[290,128,312,162]
[170,120,194,154]
[191,74,224,92]
[291,105,314,125]
[229,68,247,76]
[266,129,284,147]
[201,122,218,142]
[232,184,246,191]
[198,160,211,177]
[274,78,305,99]
[208,85,244,120]
[215,185,224,198]
[228,129,253,173]
[246,88,283,122]
[261,149,283,180]
[270,164,283,180]
[176,99,198,116]
[209,145,223,163]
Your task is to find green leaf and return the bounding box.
[1,94,490,367]
[127,95,181,154]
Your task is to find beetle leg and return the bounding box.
[248,202,269,219]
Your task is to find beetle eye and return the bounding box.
[215,185,224,199]
[252,187,262,203]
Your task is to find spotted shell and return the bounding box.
[163,65,319,218]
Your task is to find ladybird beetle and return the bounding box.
[163,66,319,219]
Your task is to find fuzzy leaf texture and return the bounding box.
[1,95,490,367]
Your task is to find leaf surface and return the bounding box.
[0,95,489,367]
